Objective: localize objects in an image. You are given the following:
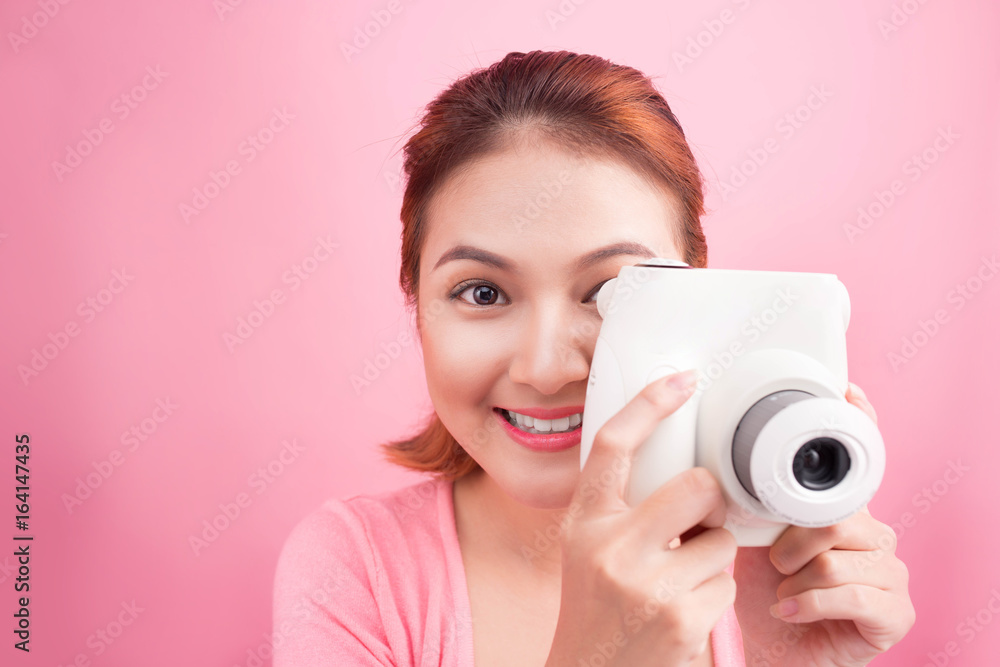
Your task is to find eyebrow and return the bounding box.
[431,241,657,273]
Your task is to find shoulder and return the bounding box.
[272,476,458,664]
[273,475,452,602]
[281,475,447,552]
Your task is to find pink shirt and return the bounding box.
[272,476,746,665]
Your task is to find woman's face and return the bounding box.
[417,138,686,509]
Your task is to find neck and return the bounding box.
[453,468,566,581]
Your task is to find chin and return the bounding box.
[494,461,579,510]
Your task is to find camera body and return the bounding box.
[579,259,885,546]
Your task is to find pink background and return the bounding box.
[1,0,997,665]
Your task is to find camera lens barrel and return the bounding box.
[733,390,815,500]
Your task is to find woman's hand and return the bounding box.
[546,369,738,666]
[733,382,916,666]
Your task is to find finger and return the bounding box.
[846,381,877,425]
[769,584,916,651]
[687,569,739,631]
[775,548,909,600]
[663,569,737,654]
[846,381,867,401]
[577,369,698,514]
[660,526,738,590]
[632,467,730,546]
[770,513,897,575]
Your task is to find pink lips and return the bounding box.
[493,407,582,453]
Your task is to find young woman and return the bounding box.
[273,50,914,666]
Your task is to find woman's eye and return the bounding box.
[456,283,507,306]
[585,279,611,303]
[452,279,610,306]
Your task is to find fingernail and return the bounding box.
[770,598,798,619]
[666,369,698,392]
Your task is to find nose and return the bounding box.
[507,302,595,395]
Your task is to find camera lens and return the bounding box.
[792,437,850,490]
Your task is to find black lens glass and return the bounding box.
[792,437,850,490]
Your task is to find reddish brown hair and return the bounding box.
[379,50,708,481]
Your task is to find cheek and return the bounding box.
[421,317,507,411]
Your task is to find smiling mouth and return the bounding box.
[495,408,583,434]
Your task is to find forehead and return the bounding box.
[421,141,683,271]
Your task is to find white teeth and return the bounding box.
[504,409,582,434]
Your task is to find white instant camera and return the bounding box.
[579,259,885,546]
